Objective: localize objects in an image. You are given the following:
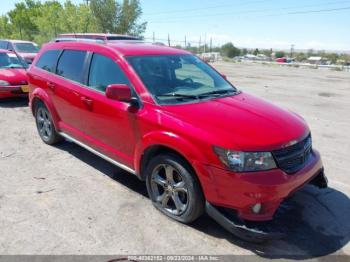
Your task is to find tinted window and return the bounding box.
[35,49,60,73]
[88,53,129,92]
[0,41,8,49]
[0,52,26,69]
[106,36,140,40]
[13,42,39,53]
[56,50,87,83]
[127,54,236,105]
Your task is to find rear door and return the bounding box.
[75,52,139,167]
[51,49,89,135]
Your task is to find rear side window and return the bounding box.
[56,50,87,83]
[88,53,129,92]
[35,49,60,73]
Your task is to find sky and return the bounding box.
[1,0,350,51]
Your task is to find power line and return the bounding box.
[146,0,350,21]
[144,0,269,16]
[148,4,350,24]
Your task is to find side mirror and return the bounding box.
[106,84,132,102]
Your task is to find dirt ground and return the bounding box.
[0,61,349,259]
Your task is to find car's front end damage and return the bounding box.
[203,138,328,242]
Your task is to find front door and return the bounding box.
[76,53,139,168]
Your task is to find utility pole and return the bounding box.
[184,36,187,49]
[168,34,170,47]
[290,44,295,58]
[199,36,201,54]
[210,37,212,53]
[204,34,207,53]
[152,32,155,43]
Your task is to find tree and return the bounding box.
[90,0,146,36]
[253,48,259,56]
[262,48,273,57]
[32,1,64,43]
[0,0,147,44]
[60,1,98,34]
[90,0,118,33]
[117,0,146,35]
[241,48,248,55]
[8,0,39,40]
[295,52,307,62]
[275,51,285,58]
[0,15,12,38]
[221,42,241,58]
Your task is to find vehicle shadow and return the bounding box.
[0,97,29,108]
[55,141,350,259]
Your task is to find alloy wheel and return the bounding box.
[150,164,189,216]
[36,107,53,142]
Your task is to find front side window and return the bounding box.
[126,54,237,105]
[13,42,39,53]
[88,53,130,93]
[35,49,60,73]
[0,52,26,69]
[56,50,87,83]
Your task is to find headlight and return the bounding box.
[0,80,10,86]
[213,146,276,172]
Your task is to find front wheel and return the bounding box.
[35,102,61,145]
[145,153,204,223]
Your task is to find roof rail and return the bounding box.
[52,37,105,44]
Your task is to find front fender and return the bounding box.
[30,88,60,130]
[134,130,207,175]
[134,131,219,201]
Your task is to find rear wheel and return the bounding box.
[146,153,204,223]
[35,102,61,145]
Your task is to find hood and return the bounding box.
[161,92,309,151]
[18,53,37,61]
[0,68,28,85]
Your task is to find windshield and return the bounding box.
[13,42,39,53]
[0,53,27,69]
[126,54,237,105]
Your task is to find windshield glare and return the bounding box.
[0,53,26,69]
[127,54,237,104]
[14,42,39,53]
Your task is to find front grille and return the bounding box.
[272,135,312,174]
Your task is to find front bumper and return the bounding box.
[195,149,324,221]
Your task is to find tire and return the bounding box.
[35,102,61,145]
[145,153,205,223]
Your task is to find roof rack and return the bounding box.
[52,37,105,44]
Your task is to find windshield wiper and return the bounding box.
[156,93,199,100]
[198,89,236,98]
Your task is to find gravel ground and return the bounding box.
[0,61,349,259]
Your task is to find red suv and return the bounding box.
[28,41,327,241]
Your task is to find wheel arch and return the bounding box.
[135,131,207,183]
[30,88,60,130]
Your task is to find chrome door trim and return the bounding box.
[59,132,136,175]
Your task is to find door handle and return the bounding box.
[47,82,55,91]
[70,89,80,97]
[81,96,93,110]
